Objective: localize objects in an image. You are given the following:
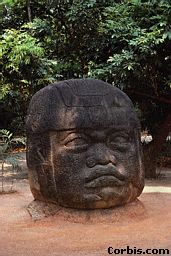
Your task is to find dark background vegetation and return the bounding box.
[0,0,171,177]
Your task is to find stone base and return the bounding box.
[27,199,147,224]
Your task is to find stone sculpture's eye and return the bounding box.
[108,133,130,151]
[64,133,89,149]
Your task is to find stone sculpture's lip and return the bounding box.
[84,175,125,188]
[85,164,127,183]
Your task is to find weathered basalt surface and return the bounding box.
[27,199,147,223]
[26,78,144,209]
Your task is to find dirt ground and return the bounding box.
[0,159,171,256]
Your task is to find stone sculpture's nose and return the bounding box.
[86,143,116,168]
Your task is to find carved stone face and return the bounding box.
[26,79,144,209]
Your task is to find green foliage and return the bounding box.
[0,129,13,155]
[0,129,26,193]
[0,25,59,132]
[0,129,26,170]
[88,0,171,133]
[89,0,171,87]
[0,129,25,156]
[0,28,44,70]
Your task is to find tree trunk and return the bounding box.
[143,143,158,178]
[143,110,171,178]
[27,0,32,22]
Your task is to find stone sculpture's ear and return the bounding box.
[27,132,58,202]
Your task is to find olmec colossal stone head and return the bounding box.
[26,79,144,209]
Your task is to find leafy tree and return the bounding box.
[0,23,58,131]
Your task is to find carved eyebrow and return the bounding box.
[56,127,134,143]
[109,126,132,132]
[83,128,132,139]
[109,131,130,136]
